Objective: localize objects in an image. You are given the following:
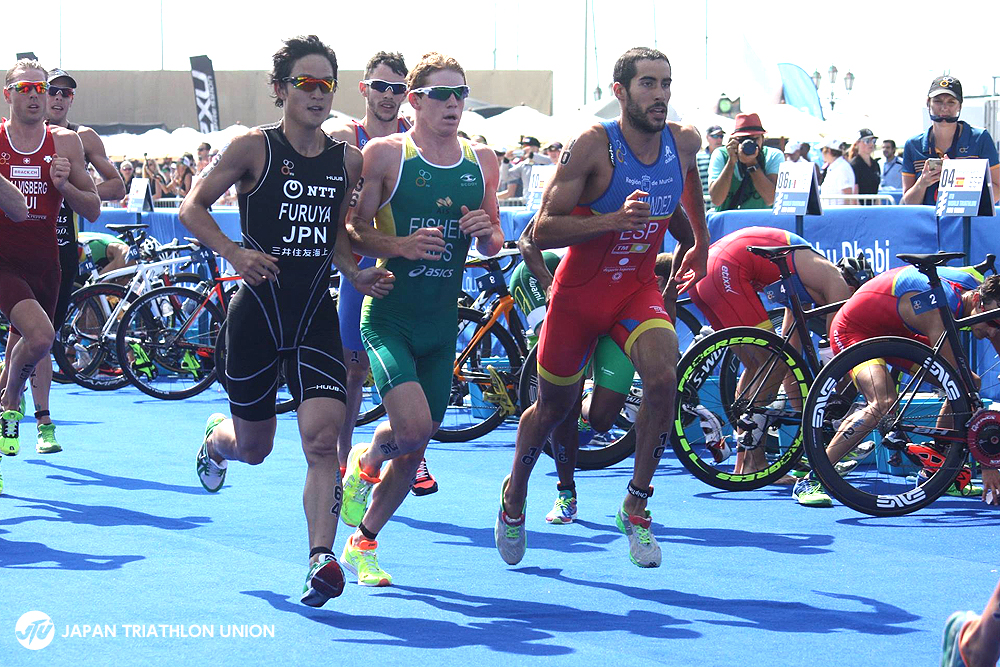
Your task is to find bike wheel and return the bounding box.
[517,345,638,470]
[802,337,970,516]
[116,286,224,400]
[431,306,523,442]
[672,327,811,490]
[53,283,132,390]
[675,303,706,356]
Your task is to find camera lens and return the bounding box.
[740,139,758,156]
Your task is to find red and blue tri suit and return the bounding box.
[536,120,683,385]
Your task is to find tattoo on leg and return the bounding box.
[330,484,343,517]
[520,446,540,466]
[18,364,34,382]
[652,433,668,460]
[378,440,399,456]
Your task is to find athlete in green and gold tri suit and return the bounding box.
[340,52,504,587]
[361,135,482,414]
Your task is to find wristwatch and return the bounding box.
[746,164,759,173]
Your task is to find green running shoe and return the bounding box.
[196,413,228,492]
[341,443,380,527]
[36,423,62,454]
[340,534,392,586]
[494,475,526,565]
[615,504,661,568]
[0,409,23,456]
[301,554,345,606]
[792,476,832,507]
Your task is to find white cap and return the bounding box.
[822,137,843,151]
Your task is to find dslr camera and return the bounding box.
[740,139,759,156]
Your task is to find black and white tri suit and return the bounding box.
[225,123,349,420]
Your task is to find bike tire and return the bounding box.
[672,326,811,490]
[431,306,523,442]
[53,283,132,391]
[116,286,224,400]
[801,336,969,516]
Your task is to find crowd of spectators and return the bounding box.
[700,74,999,212]
[105,141,235,207]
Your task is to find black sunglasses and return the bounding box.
[411,85,470,101]
[363,79,407,95]
[47,86,74,98]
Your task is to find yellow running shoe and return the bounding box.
[0,409,23,456]
[340,534,392,586]
[36,423,62,454]
[341,443,380,527]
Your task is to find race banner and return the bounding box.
[189,55,221,133]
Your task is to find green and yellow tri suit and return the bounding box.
[361,136,486,422]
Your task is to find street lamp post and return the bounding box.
[812,66,855,111]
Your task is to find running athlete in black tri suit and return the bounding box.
[179,36,393,608]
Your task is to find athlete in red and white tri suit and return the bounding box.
[495,49,709,569]
[0,59,99,462]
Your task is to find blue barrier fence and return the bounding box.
[90,204,1000,398]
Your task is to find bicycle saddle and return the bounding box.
[897,251,965,268]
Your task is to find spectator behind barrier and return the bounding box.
[848,128,881,205]
[117,159,135,207]
[698,124,724,201]
[708,112,782,210]
[881,139,902,189]
[901,75,1000,206]
[819,138,854,206]
[498,135,552,201]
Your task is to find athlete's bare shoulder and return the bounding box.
[326,121,357,146]
[559,122,611,172]
[667,120,701,155]
[49,124,85,155]
[361,133,404,166]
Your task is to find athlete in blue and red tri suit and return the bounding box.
[0,59,100,474]
[495,47,709,569]
[809,266,1000,506]
[326,52,432,493]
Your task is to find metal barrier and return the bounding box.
[499,197,526,207]
[820,194,897,206]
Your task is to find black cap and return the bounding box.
[520,136,541,148]
[47,68,77,87]
[706,125,724,138]
[543,141,563,151]
[928,75,962,103]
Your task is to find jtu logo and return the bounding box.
[16,611,55,650]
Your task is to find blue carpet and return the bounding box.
[2,383,998,666]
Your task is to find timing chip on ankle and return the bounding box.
[627,481,653,499]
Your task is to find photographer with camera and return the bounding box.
[708,112,782,210]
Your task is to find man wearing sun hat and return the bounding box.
[707,112,783,210]
[901,75,1000,206]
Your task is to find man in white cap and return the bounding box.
[819,138,854,205]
